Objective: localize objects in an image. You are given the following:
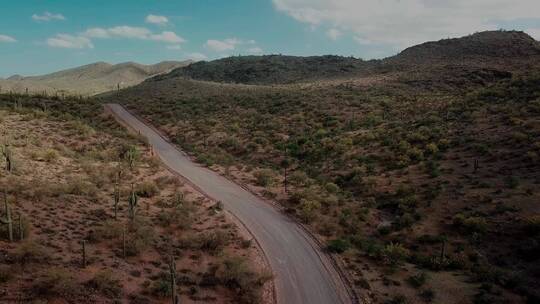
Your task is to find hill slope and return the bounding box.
[0,60,192,96]
[160,55,373,84]
[158,31,540,85]
[102,30,540,304]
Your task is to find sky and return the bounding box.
[1,0,540,77]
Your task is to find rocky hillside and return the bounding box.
[0,60,192,96]
[389,30,540,65]
[158,55,373,85]
[155,31,540,86]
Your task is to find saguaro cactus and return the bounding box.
[169,256,178,304]
[114,171,121,220]
[82,239,87,268]
[1,195,13,242]
[18,214,24,240]
[128,184,138,221]
[125,147,138,169]
[3,145,13,173]
[122,226,127,258]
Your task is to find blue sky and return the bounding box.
[1,0,539,77]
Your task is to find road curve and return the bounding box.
[106,103,353,304]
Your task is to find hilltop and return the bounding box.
[0,60,192,96]
[157,31,540,86]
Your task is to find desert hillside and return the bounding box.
[156,31,540,86]
[103,30,540,304]
[0,60,192,96]
[0,96,270,303]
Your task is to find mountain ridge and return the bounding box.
[0,60,193,95]
[153,30,539,85]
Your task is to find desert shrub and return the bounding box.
[157,202,194,229]
[63,178,98,197]
[407,272,427,288]
[393,213,416,230]
[69,120,95,137]
[327,238,352,253]
[386,294,409,304]
[217,257,270,304]
[87,220,123,243]
[137,181,160,198]
[325,182,340,194]
[504,176,520,189]
[298,199,321,223]
[0,265,13,283]
[149,272,171,297]
[195,231,229,254]
[420,289,435,302]
[453,214,488,234]
[254,169,275,187]
[425,143,439,155]
[13,241,49,264]
[524,215,540,235]
[289,171,310,186]
[125,222,155,256]
[381,243,409,266]
[87,270,122,298]
[32,268,79,298]
[43,149,59,162]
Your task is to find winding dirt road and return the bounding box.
[106,103,353,304]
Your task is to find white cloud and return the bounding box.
[326,28,342,41]
[205,39,237,52]
[205,38,259,52]
[150,31,185,43]
[247,47,264,54]
[0,35,17,43]
[186,52,208,61]
[84,28,110,39]
[167,45,183,50]
[527,28,540,40]
[353,36,374,45]
[107,26,152,39]
[47,34,93,49]
[273,0,540,49]
[82,26,185,44]
[146,14,169,26]
[32,12,65,22]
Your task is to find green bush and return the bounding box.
[137,181,160,198]
[381,243,409,266]
[254,169,275,187]
[327,238,352,253]
[217,257,271,304]
[32,268,79,298]
[407,272,427,288]
[453,214,488,234]
[0,265,13,283]
[87,270,122,298]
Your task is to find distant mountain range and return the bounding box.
[0,60,192,96]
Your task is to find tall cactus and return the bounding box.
[128,184,138,221]
[169,256,178,304]
[3,145,12,173]
[114,171,121,220]
[18,213,24,240]
[1,191,13,242]
[82,239,87,268]
[125,146,138,169]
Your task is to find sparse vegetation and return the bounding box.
[104,30,540,303]
[0,99,268,303]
